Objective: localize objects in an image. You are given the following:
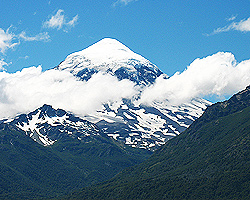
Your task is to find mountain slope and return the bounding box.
[9,104,103,146]
[55,38,211,151]
[56,38,164,85]
[63,86,250,200]
[91,98,210,151]
[0,105,151,199]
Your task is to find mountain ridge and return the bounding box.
[62,85,250,200]
[8,104,103,146]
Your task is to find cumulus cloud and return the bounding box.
[212,17,250,34]
[0,51,249,120]
[43,9,78,31]
[140,52,250,105]
[113,0,138,7]
[0,28,19,53]
[0,66,136,119]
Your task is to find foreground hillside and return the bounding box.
[0,107,151,200]
[63,86,250,200]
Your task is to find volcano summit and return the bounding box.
[54,38,211,150]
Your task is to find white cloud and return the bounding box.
[140,52,250,105]
[18,31,50,42]
[0,59,8,71]
[0,66,136,119]
[0,28,19,53]
[212,17,250,34]
[68,15,79,27]
[0,27,50,54]
[227,15,237,21]
[0,51,249,120]
[18,55,29,60]
[113,0,138,7]
[43,9,79,31]
[43,9,64,30]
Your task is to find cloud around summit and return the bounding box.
[0,67,136,119]
[0,51,249,120]
[140,52,250,105]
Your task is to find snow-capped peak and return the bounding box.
[73,38,148,65]
[9,104,101,146]
[60,38,148,68]
[56,38,163,85]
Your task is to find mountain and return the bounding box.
[91,98,210,151]
[9,104,103,146]
[0,38,212,199]
[0,105,151,199]
[62,85,250,200]
[56,38,164,85]
[56,38,211,151]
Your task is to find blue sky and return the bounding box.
[1,0,250,76]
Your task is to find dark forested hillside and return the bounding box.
[0,122,151,200]
[63,86,250,200]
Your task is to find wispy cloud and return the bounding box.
[0,28,19,53]
[211,17,250,35]
[43,9,65,30]
[18,55,29,60]
[18,31,50,42]
[226,15,237,21]
[68,15,79,27]
[0,27,50,54]
[0,59,8,71]
[43,9,79,31]
[113,0,138,7]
